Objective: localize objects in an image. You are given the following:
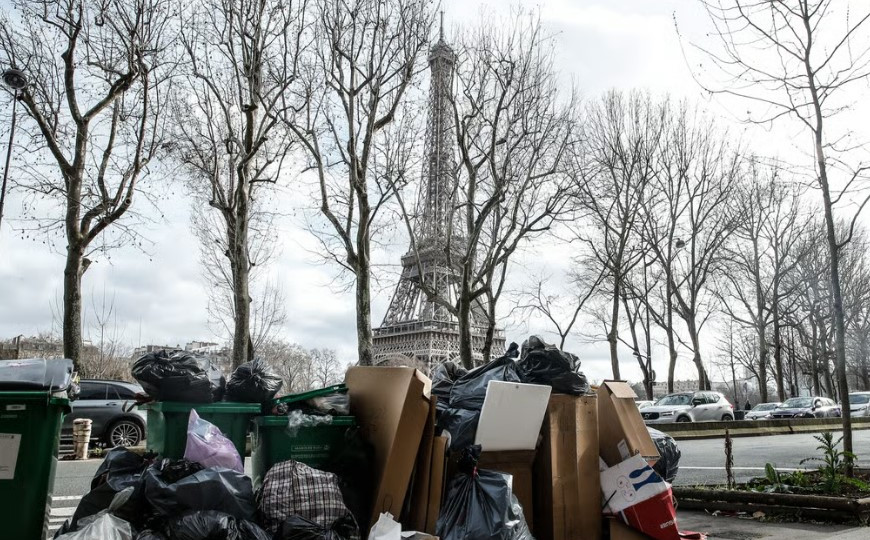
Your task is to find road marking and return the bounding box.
[681,466,805,471]
[52,496,82,501]
[51,507,76,517]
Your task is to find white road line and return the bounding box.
[680,466,805,471]
[50,507,76,517]
[52,496,82,501]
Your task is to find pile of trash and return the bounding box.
[59,335,692,540]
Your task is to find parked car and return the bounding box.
[635,400,655,410]
[641,391,735,424]
[744,402,781,420]
[61,379,147,447]
[768,396,841,419]
[847,392,870,417]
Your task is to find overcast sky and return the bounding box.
[1,0,859,385]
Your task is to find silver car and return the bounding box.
[641,391,735,424]
[745,402,781,420]
[61,379,147,447]
[847,392,870,417]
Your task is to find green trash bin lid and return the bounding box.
[270,384,347,407]
[141,401,262,413]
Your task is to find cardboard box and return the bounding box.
[407,396,438,531]
[619,490,679,540]
[601,454,669,514]
[609,518,655,540]
[477,450,536,532]
[425,436,448,534]
[533,394,600,540]
[346,367,432,527]
[598,381,659,467]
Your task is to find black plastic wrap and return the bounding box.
[648,427,681,483]
[67,449,150,531]
[166,511,271,540]
[435,446,533,540]
[131,350,225,402]
[142,463,256,520]
[225,358,283,403]
[431,361,468,412]
[133,531,168,540]
[448,355,522,410]
[517,335,588,395]
[275,515,359,540]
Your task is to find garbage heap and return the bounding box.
[56,337,693,540]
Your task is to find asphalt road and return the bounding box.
[673,429,870,486]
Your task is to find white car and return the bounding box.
[745,402,781,420]
[635,400,655,410]
[641,391,735,424]
[847,392,870,417]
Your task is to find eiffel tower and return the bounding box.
[372,19,504,370]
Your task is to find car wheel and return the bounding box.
[105,419,143,448]
[676,416,691,423]
[721,414,734,421]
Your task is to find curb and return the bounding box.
[655,417,870,440]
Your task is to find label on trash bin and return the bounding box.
[6,405,25,411]
[0,433,21,479]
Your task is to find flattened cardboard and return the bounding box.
[475,380,551,451]
[533,394,600,540]
[477,450,536,533]
[425,436,448,534]
[598,381,659,467]
[406,396,438,531]
[609,518,656,540]
[346,367,432,527]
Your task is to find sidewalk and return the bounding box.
[678,510,867,539]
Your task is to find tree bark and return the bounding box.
[229,229,251,369]
[666,281,677,393]
[458,283,474,370]
[355,250,374,367]
[773,301,785,401]
[608,278,621,379]
[63,242,84,372]
[685,315,709,390]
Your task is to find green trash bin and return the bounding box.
[0,358,73,540]
[250,384,354,488]
[140,401,261,459]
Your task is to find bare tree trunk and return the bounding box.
[458,284,474,369]
[608,279,622,379]
[63,242,84,372]
[666,282,677,393]
[230,225,251,369]
[773,301,785,401]
[355,249,373,367]
[686,316,709,390]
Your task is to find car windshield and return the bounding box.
[780,397,813,408]
[753,403,778,411]
[655,394,692,406]
[849,394,870,405]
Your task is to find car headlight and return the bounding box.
[660,411,674,417]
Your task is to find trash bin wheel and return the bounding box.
[106,419,143,448]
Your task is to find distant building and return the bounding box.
[651,380,699,397]
[185,341,222,355]
[0,335,96,360]
[131,344,178,358]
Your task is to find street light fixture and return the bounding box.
[0,67,27,238]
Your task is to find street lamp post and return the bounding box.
[0,68,28,237]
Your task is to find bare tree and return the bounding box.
[310,347,343,388]
[398,11,577,369]
[574,90,664,379]
[642,103,741,390]
[171,0,308,369]
[81,287,131,381]
[285,0,433,366]
[692,0,870,474]
[0,0,176,371]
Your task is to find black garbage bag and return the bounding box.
[225,358,283,403]
[320,426,376,532]
[152,458,205,483]
[431,361,468,411]
[435,446,533,540]
[66,449,151,531]
[448,355,521,411]
[517,335,588,395]
[275,514,359,540]
[133,531,168,540]
[648,427,681,483]
[131,350,225,402]
[437,407,481,451]
[143,462,256,520]
[167,511,271,540]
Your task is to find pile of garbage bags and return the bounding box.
[55,448,363,540]
[436,336,588,450]
[132,351,282,405]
